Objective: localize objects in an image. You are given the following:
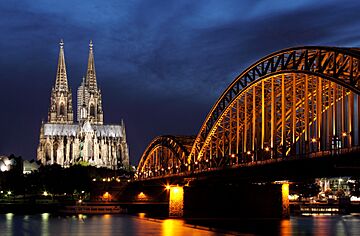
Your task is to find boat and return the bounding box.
[292,203,340,215]
[60,203,127,214]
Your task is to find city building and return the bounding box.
[0,155,24,173]
[0,155,13,172]
[23,160,40,174]
[37,40,129,169]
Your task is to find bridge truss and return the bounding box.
[137,47,360,179]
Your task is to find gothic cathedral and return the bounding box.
[37,40,130,169]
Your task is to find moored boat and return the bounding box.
[60,203,127,214]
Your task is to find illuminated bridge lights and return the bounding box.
[136,46,360,179]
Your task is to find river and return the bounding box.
[0,213,359,235]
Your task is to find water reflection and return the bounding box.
[41,213,49,236]
[0,214,359,235]
[138,212,146,219]
[5,213,13,236]
[163,219,218,236]
[280,219,292,236]
[162,219,180,236]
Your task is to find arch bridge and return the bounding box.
[137,46,360,180]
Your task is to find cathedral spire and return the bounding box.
[76,40,103,125]
[48,39,74,124]
[85,40,98,93]
[55,39,69,91]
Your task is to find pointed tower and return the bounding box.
[86,40,97,93]
[48,40,74,124]
[77,77,89,123]
[77,40,103,124]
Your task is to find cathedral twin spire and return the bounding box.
[54,39,69,92]
[86,40,98,93]
[48,40,103,125]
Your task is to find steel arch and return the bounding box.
[137,135,195,176]
[189,47,360,163]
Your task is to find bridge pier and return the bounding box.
[169,186,184,217]
[183,182,289,219]
[282,183,290,218]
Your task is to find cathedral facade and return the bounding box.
[37,40,129,169]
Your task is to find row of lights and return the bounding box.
[138,132,353,178]
[138,165,182,175]
[138,150,265,176]
[92,177,131,183]
[138,148,273,176]
[311,132,348,143]
[42,190,85,196]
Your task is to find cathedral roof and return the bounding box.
[44,124,77,136]
[92,125,123,137]
[43,123,123,138]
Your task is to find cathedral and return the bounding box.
[37,40,129,169]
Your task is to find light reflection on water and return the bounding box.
[0,214,359,235]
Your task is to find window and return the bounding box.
[59,103,65,116]
[90,104,95,117]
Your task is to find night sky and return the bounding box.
[1,0,360,164]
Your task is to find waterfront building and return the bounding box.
[0,156,12,172]
[37,40,129,169]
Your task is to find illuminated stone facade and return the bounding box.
[37,40,129,169]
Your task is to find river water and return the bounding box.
[0,213,359,235]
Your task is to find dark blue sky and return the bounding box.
[1,0,360,164]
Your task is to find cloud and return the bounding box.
[0,0,360,163]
